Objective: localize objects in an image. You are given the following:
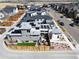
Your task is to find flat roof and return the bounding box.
[21,13,52,22]
[52,27,61,34]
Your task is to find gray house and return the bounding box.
[0,6,18,20]
[3,6,18,16]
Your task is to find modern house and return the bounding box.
[6,6,62,46]
[0,10,7,20]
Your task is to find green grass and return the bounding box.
[17,42,36,46]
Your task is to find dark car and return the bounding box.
[69,23,74,27]
[59,22,64,26]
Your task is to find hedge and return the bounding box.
[17,42,35,46]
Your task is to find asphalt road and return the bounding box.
[49,8,79,44]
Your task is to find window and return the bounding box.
[37,19,39,21]
[27,29,30,33]
[26,41,29,42]
[33,41,36,42]
[30,23,35,26]
[44,25,46,29]
[36,27,39,30]
[30,35,39,36]
[12,30,21,34]
[41,25,43,28]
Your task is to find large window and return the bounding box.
[12,30,22,34]
[27,29,30,33]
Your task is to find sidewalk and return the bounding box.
[48,8,75,50]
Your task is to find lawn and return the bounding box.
[17,42,36,46]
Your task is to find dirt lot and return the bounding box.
[7,44,71,51]
[0,11,24,26]
[7,45,50,51]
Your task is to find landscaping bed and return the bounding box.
[16,42,36,46]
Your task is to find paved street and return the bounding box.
[62,17,79,43]
[48,8,79,44]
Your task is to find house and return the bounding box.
[0,6,18,20]
[0,10,7,20]
[29,6,42,11]
[3,6,18,16]
[6,6,62,46]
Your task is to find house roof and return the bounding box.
[3,6,16,14]
[31,15,52,20]
[21,13,52,22]
[20,22,32,29]
[29,6,41,11]
[0,10,7,20]
[52,27,61,34]
[29,6,46,11]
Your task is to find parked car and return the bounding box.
[69,23,74,27]
[59,22,64,26]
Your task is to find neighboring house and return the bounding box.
[0,10,7,20]
[0,6,18,20]
[3,6,18,16]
